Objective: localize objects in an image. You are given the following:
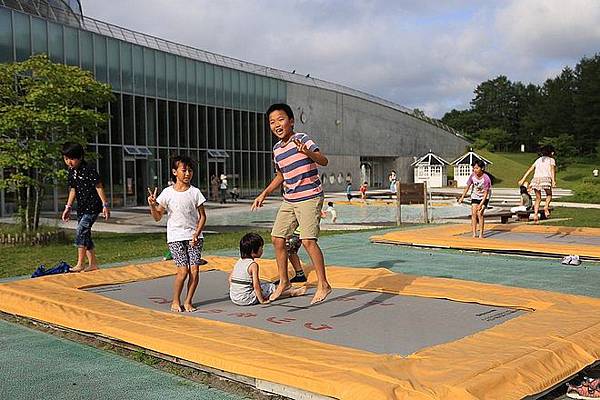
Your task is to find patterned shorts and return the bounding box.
[167,239,204,267]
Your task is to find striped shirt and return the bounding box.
[273,132,323,202]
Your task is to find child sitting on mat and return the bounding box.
[229,233,306,306]
[458,160,492,239]
[510,184,533,214]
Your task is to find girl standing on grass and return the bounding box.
[519,145,556,223]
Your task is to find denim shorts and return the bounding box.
[75,213,99,250]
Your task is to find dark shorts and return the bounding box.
[168,239,204,267]
[471,198,489,207]
[75,213,99,250]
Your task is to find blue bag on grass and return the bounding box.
[31,261,71,278]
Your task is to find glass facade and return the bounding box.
[0,5,286,212]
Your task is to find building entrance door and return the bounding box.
[124,159,136,207]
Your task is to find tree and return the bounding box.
[472,127,511,152]
[538,134,577,169]
[573,55,600,154]
[0,54,114,231]
[440,108,483,138]
[471,76,520,140]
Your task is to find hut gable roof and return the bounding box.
[451,150,493,166]
[411,151,450,166]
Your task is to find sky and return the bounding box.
[82,0,600,118]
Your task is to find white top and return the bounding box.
[156,185,206,243]
[220,178,228,190]
[533,156,556,179]
[229,258,257,306]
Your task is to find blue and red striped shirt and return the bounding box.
[273,132,323,202]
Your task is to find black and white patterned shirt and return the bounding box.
[67,161,103,215]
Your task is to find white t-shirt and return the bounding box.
[220,178,228,190]
[533,156,556,179]
[156,185,206,243]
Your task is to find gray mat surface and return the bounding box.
[86,270,524,355]
[470,230,600,246]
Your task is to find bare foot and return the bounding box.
[170,303,182,312]
[290,286,308,296]
[69,265,85,273]
[183,303,197,312]
[472,234,477,238]
[269,283,291,301]
[84,265,99,272]
[310,286,332,305]
[544,209,551,218]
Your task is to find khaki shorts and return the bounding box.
[271,196,324,240]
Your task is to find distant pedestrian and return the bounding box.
[210,174,220,202]
[219,173,228,204]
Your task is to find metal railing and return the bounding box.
[1,0,465,138]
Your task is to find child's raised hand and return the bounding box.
[293,139,309,154]
[147,187,158,207]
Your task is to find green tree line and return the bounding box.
[441,54,600,157]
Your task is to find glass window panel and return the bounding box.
[225,109,233,150]
[168,101,178,147]
[121,42,132,93]
[178,103,188,148]
[14,12,31,62]
[111,147,124,207]
[64,26,78,66]
[109,95,121,144]
[205,64,214,105]
[97,145,111,199]
[146,98,156,147]
[107,38,120,90]
[270,78,278,105]
[207,106,216,148]
[31,17,47,56]
[176,56,186,101]
[242,152,250,190]
[247,74,255,111]
[231,70,240,109]
[216,108,224,149]
[97,102,109,144]
[239,72,247,110]
[264,151,273,183]
[132,45,144,94]
[233,110,241,151]
[135,96,146,145]
[196,62,205,104]
[122,94,134,145]
[262,77,270,113]
[143,48,155,96]
[0,8,13,63]
[234,151,242,192]
[214,66,222,106]
[258,152,265,189]
[277,80,286,102]
[166,54,176,100]
[257,113,265,151]
[157,100,167,147]
[250,152,258,190]
[93,34,107,82]
[265,114,272,150]
[156,51,166,98]
[198,106,207,149]
[79,30,93,72]
[189,104,198,148]
[197,150,207,191]
[249,112,257,151]
[159,148,169,187]
[241,111,249,150]
[223,68,231,108]
[186,59,196,103]
[48,22,63,63]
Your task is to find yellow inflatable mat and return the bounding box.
[1,255,600,399]
[371,224,600,260]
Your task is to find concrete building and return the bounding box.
[0,0,468,215]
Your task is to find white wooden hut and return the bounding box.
[451,149,493,187]
[411,151,449,188]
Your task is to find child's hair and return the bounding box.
[240,232,264,258]
[266,103,294,120]
[327,201,334,207]
[540,145,555,157]
[363,181,368,185]
[472,160,486,169]
[171,155,194,172]
[519,185,528,194]
[62,142,85,160]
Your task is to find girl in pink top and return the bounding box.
[519,145,556,223]
[458,160,492,238]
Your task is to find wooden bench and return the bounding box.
[494,209,552,224]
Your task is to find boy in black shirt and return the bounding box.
[61,143,110,272]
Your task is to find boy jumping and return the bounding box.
[251,103,332,304]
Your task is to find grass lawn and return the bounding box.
[0,227,359,279]
[548,207,600,228]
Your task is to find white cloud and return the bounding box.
[81,1,600,117]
